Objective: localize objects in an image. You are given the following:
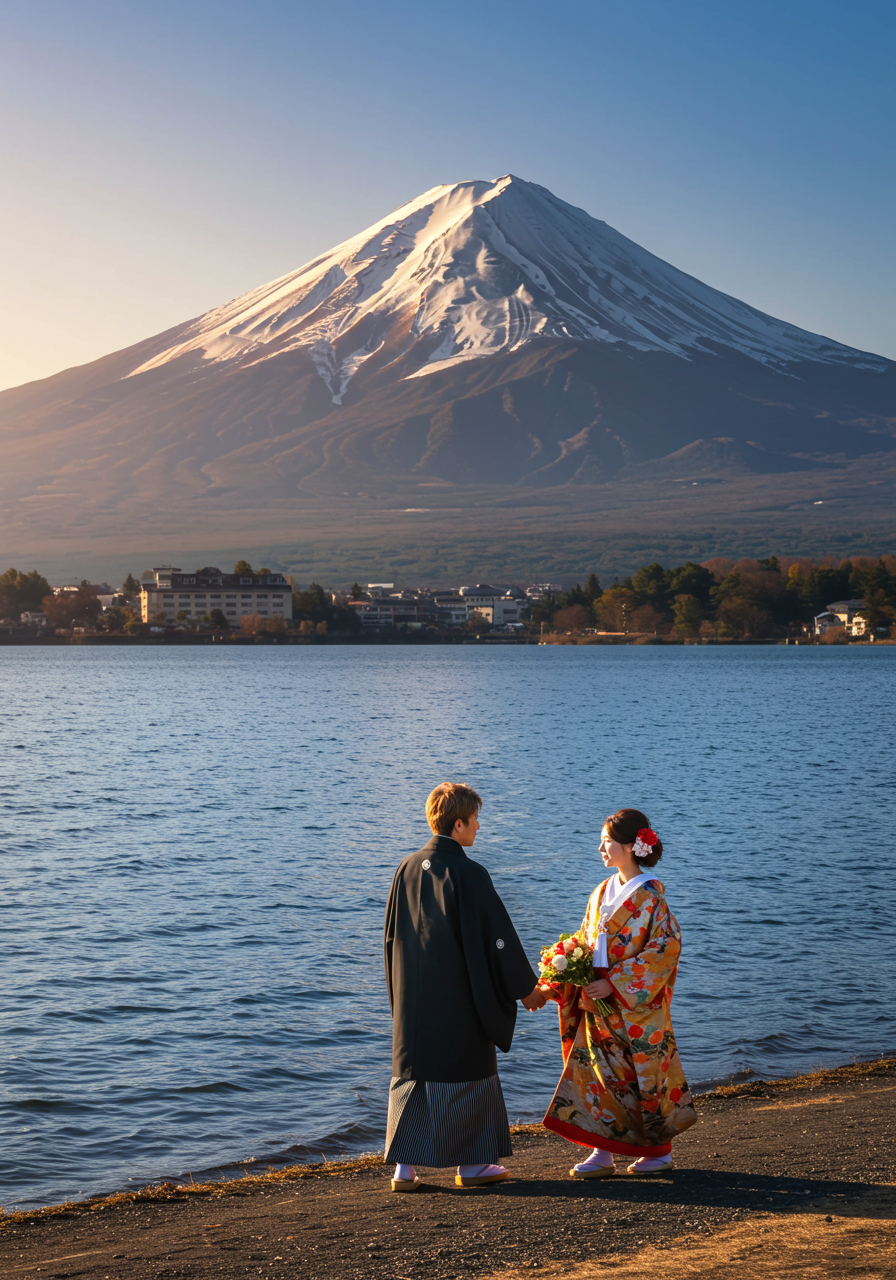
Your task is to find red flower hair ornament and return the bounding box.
[633,827,659,860]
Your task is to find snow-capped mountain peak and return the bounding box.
[128,175,887,402]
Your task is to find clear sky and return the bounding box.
[1,0,893,391]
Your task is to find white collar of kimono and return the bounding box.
[598,871,655,921]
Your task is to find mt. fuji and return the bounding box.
[129,175,886,394]
[1,175,894,574]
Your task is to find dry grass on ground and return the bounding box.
[483,1186,896,1280]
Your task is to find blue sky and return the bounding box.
[0,0,893,390]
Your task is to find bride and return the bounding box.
[539,808,697,1177]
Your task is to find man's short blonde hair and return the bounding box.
[425,782,483,836]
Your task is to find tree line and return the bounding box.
[525,555,896,639]
[0,563,362,635]
[3,554,895,640]
[0,569,141,630]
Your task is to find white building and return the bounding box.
[458,585,523,626]
[815,598,865,637]
[141,567,293,627]
[347,600,421,628]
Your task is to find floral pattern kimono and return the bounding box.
[542,877,697,1156]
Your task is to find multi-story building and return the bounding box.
[345,584,526,630]
[436,599,472,627]
[141,568,293,627]
[346,599,423,628]
[814,598,865,637]
[458,585,524,626]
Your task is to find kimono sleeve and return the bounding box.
[383,866,399,1014]
[607,895,681,1012]
[581,886,602,939]
[457,862,538,1054]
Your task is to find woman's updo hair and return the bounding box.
[605,808,664,868]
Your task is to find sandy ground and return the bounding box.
[1,1060,894,1279]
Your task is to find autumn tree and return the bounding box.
[241,614,288,635]
[43,582,102,630]
[0,568,53,618]
[630,604,665,635]
[553,604,591,633]
[716,595,771,638]
[594,586,638,632]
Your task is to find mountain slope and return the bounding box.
[0,175,893,565]
[127,175,887,395]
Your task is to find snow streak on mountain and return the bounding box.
[129,175,887,405]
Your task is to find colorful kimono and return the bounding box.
[542,876,697,1157]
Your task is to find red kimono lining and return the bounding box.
[543,1113,673,1157]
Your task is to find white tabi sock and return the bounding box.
[628,1153,672,1171]
[457,1163,505,1177]
[395,1163,416,1181]
[574,1147,614,1170]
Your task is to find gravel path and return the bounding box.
[2,1060,894,1280]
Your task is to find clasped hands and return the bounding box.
[521,985,548,1011]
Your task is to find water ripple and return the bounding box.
[0,645,894,1208]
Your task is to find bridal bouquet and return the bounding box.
[538,934,612,1015]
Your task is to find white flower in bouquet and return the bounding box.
[538,933,612,1014]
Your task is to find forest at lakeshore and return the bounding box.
[530,554,896,640]
[1,554,895,641]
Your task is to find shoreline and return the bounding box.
[1,631,890,647]
[1,1055,893,1280]
[3,1055,893,1226]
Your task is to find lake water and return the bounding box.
[1,645,894,1208]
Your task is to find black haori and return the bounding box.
[383,833,537,1165]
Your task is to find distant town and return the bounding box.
[1,553,894,644]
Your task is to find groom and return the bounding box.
[383,781,546,1190]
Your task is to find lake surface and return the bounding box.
[1,645,894,1208]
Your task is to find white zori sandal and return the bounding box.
[626,1154,673,1175]
[570,1148,615,1179]
[391,1163,422,1192]
[455,1163,510,1187]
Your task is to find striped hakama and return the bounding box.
[385,1074,512,1167]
